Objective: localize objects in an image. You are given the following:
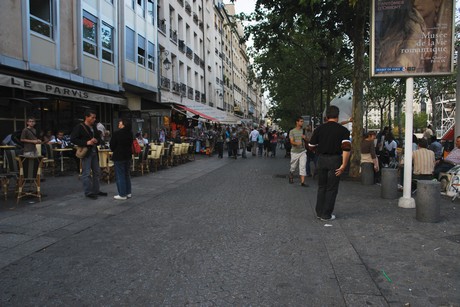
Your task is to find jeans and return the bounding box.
[240,140,247,158]
[270,143,277,156]
[316,154,342,219]
[258,143,263,156]
[251,141,258,156]
[306,152,318,176]
[81,151,101,196]
[114,160,131,197]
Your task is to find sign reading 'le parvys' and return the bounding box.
[0,73,127,105]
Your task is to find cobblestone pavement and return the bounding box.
[0,152,459,306]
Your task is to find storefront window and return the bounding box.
[83,11,98,57]
[29,0,53,39]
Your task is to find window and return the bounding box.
[29,0,53,38]
[101,23,114,62]
[147,41,155,70]
[138,35,146,65]
[83,11,97,56]
[126,27,135,61]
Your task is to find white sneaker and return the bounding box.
[114,195,127,200]
[320,214,336,221]
[127,194,132,199]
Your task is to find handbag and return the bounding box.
[75,146,88,159]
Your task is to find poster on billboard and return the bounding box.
[371,0,455,77]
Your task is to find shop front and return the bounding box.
[0,73,126,142]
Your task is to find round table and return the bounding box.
[53,148,74,172]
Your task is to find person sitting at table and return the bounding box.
[135,133,144,147]
[433,136,460,179]
[42,130,55,144]
[49,131,69,148]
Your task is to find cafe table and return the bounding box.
[53,147,74,172]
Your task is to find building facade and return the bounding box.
[0,0,263,142]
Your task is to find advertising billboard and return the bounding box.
[371,0,455,77]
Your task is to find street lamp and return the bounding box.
[161,49,171,71]
[319,58,328,124]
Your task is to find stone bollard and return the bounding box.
[381,168,398,199]
[361,163,374,185]
[416,180,440,223]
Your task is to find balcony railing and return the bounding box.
[194,53,200,65]
[180,83,187,96]
[161,76,170,90]
[159,20,166,33]
[185,2,191,15]
[200,60,205,68]
[193,13,199,24]
[187,87,194,99]
[178,40,186,53]
[172,81,180,93]
[170,29,178,43]
[186,47,193,59]
[195,90,200,102]
[177,0,184,7]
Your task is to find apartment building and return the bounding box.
[0,0,125,139]
[0,0,263,141]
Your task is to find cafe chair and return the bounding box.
[172,143,182,166]
[180,143,189,163]
[16,155,44,204]
[42,144,56,176]
[3,150,20,197]
[148,144,163,172]
[136,146,150,175]
[97,147,114,184]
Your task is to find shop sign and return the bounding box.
[0,73,127,105]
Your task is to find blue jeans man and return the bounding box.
[114,160,132,197]
[81,150,101,197]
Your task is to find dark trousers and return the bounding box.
[230,141,238,158]
[316,155,342,219]
[216,141,224,158]
[114,160,131,197]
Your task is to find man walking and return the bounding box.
[249,126,259,156]
[289,117,308,187]
[238,126,249,158]
[309,106,351,221]
[71,110,108,200]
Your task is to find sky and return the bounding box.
[224,0,256,15]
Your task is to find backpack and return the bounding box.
[257,134,264,144]
[132,140,142,154]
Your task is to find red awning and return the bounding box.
[176,105,218,122]
[442,126,454,141]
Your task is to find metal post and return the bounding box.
[398,77,416,208]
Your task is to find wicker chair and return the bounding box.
[16,155,44,204]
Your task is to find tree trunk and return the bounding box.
[349,0,367,178]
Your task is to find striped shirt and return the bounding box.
[412,148,435,175]
[445,147,460,165]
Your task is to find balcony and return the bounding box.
[215,48,218,55]
[186,47,193,59]
[199,21,204,30]
[187,86,194,99]
[216,77,220,84]
[172,81,180,93]
[169,29,178,44]
[180,83,187,96]
[195,90,200,102]
[201,93,206,103]
[193,13,199,24]
[200,60,205,69]
[209,101,214,107]
[178,40,186,53]
[218,52,223,59]
[159,19,166,33]
[161,77,170,90]
[177,0,184,7]
[194,53,200,65]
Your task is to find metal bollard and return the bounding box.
[361,163,374,185]
[416,180,440,223]
[381,168,398,199]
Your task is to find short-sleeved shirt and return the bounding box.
[289,128,305,153]
[21,127,38,154]
[412,148,435,175]
[309,121,350,155]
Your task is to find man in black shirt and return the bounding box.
[309,106,351,221]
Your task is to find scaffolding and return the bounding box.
[435,94,456,140]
